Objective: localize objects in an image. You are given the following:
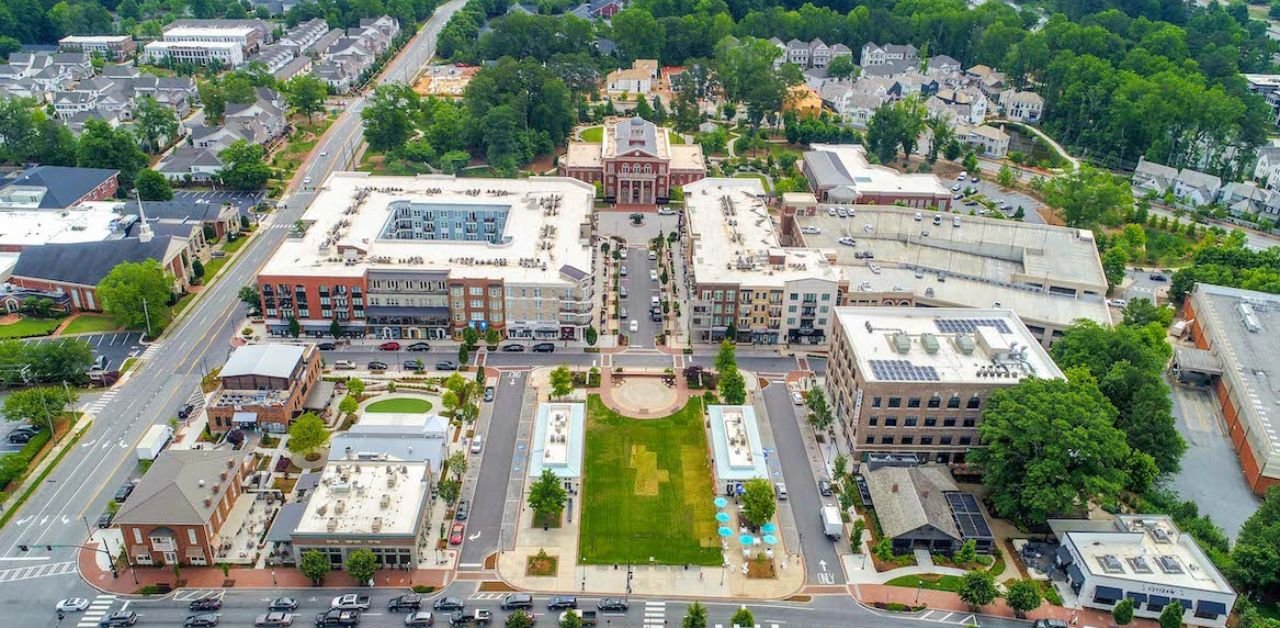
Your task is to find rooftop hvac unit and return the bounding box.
[892,332,911,354]
[921,333,940,354]
[380,494,391,509]
[326,518,338,532]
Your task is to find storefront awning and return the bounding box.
[233,411,258,424]
[1148,594,1171,608]
[1054,546,1073,566]
[1125,591,1147,604]
[1196,600,1227,616]
[1066,563,1084,585]
[1094,586,1123,602]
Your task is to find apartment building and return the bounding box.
[825,307,1064,462]
[256,172,596,341]
[143,19,272,67]
[57,35,136,61]
[682,178,846,345]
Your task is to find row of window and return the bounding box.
[871,395,981,410]
[865,416,977,428]
[866,434,973,446]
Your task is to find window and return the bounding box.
[943,417,957,427]
[928,396,941,408]
[901,436,914,445]
[888,397,901,408]
[962,418,976,428]
[871,396,882,408]
[822,293,831,301]
[865,435,875,444]
[883,416,898,427]
[947,395,961,409]
[904,416,918,427]
[133,528,142,544]
[920,436,933,445]
[924,417,937,427]
[967,395,981,409]
[959,436,972,446]
[469,286,482,296]
[940,436,953,445]
[908,397,921,408]
[788,305,797,313]
[880,435,894,444]
[867,416,878,426]
[188,529,198,544]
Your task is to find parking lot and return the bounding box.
[171,190,265,215]
[24,331,144,373]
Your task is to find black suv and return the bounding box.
[531,343,555,353]
[313,609,359,627]
[367,360,388,370]
[387,594,422,612]
[178,404,195,419]
[597,598,629,612]
[435,360,458,371]
[499,594,533,611]
[547,596,577,610]
[8,430,35,444]
[99,611,138,627]
[407,342,432,352]
[189,597,222,611]
[317,342,336,351]
[113,482,136,503]
[500,344,525,352]
[433,597,465,612]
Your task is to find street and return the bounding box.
[0,2,470,625]
[458,371,527,567]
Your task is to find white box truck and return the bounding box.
[136,425,173,461]
[821,505,843,540]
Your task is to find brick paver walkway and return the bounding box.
[855,584,1156,627]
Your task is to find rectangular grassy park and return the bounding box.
[579,394,721,566]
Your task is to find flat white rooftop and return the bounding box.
[1060,515,1234,595]
[0,201,131,247]
[59,35,132,43]
[684,177,845,286]
[807,143,951,197]
[294,460,429,537]
[834,306,1064,384]
[530,403,584,479]
[144,40,242,51]
[163,26,258,39]
[262,172,596,286]
[707,405,767,481]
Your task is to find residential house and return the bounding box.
[568,0,626,20]
[965,64,1007,98]
[860,463,994,555]
[1221,181,1280,217]
[1254,145,1280,189]
[927,55,961,74]
[313,16,399,93]
[278,18,330,53]
[1174,168,1223,206]
[999,88,1044,123]
[205,343,323,434]
[860,42,918,76]
[58,35,136,61]
[273,56,312,82]
[605,59,659,98]
[956,123,1010,158]
[820,83,884,128]
[769,38,851,70]
[113,448,253,567]
[1133,157,1180,195]
[224,90,287,143]
[1243,74,1280,127]
[930,87,988,125]
[65,110,121,135]
[154,146,225,183]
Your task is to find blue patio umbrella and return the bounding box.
[714,497,729,508]
[761,522,777,534]
[718,526,734,537]
[738,534,755,545]
[715,512,731,523]
[762,534,779,545]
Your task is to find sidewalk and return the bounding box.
[855,583,1155,627]
[0,417,91,520]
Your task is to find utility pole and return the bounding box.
[141,297,153,339]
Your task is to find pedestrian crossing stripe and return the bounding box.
[0,560,76,583]
[467,592,507,600]
[77,594,116,627]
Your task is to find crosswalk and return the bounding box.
[643,600,666,626]
[84,390,119,414]
[77,594,117,627]
[713,625,782,628]
[467,592,508,601]
[171,589,222,602]
[0,560,76,583]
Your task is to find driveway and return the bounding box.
[1167,379,1258,540]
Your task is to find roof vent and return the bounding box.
[198,479,205,487]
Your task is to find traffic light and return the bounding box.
[17,544,27,552]
[45,545,52,551]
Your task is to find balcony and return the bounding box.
[149,536,177,552]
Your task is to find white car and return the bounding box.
[836,207,848,218]
[870,263,881,274]
[319,151,327,157]
[791,391,804,405]
[303,176,312,184]
[801,226,820,235]
[650,270,659,282]
[914,212,923,221]
[471,436,483,454]
[957,172,967,180]
[658,207,677,216]
[620,248,627,259]
[56,599,90,613]
[620,265,627,276]
[951,183,962,192]
[333,360,356,370]
[1108,299,1128,308]
[826,207,837,216]
[837,237,856,247]
[629,319,639,333]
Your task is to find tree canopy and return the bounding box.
[286,412,330,456]
[97,259,173,333]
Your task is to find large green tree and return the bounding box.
[1231,486,1280,598]
[362,84,419,153]
[299,549,330,584]
[284,73,328,123]
[681,602,708,628]
[1004,579,1043,618]
[528,468,567,526]
[714,36,800,127]
[218,140,272,190]
[286,412,330,456]
[969,369,1134,525]
[77,119,148,189]
[3,386,77,429]
[344,548,377,585]
[134,95,178,153]
[136,169,173,201]
[1041,165,1132,228]
[97,260,173,333]
[739,478,776,528]
[957,570,998,610]
[549,365,573,399]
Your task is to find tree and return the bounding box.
[1004,579,1042,618]
[77,119,148,189]
[134,96,178,153]
[528,468,567,526]
[346,377,365,396]
[1121,298,1174,328]
[866,98,927,163]
[3,386,77,429]
[1042,165,1132,228]
[715,340,736,373]
[299,549,330,584]
[1231,486,1280,597]
[806,387,832,430]
[438,478,461,504]
[719,367,746,405]
[506,611,535,628]
[363,84,419,152]
[344,548,377,585]
[1113,598,1135,626]
[26,339,93,385]
[218,140,271,190]
[1159,602,1184,628]
[962,151,978,174]
[338,394,358,415]
[833,454,848,481]
[739,478,776,528]
[559,610,582,628]
[681,602,708,628]
[584,325,597,346]
[826,55,858,81]
[924,112,954,163]
[550,365,573,399]
[286,412,329,456]
[997,164,1015,187]
[957,570,998,610]
[715,37,798,127]
[484,328,499,347]
[953,539,977,565]
[191,259,205,280]
[457,344,469,366]
[97,260,173,333]
[199,80,227,123]
[462,326,479,349]
[447,450,468,482]
[238,286,262,315]
[1102,247,1127,288]
[329,318,344,339]
[730,607,754,628]
[969,369,1133,526]
[284,74,327,123]
[136,169,173,201]
[287,316,301,338]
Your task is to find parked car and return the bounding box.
[837,237,855,247]
[629,320,639,333]
[774,482,788,500]
[448,610,491,626]
[184,614,221,627]
[407,342,431,352]
[471,436,483,453]
[403,612,434,626]
[547,596,577,611]
[8,431,34,444]
[914,212,923,221]
[403,359,424,371]
[483,388,494,403]
[98,612,138,627]
[649,270,659,282]
[178,404,195,419]
[619,265,627,276]
[818,479,833,496]
[800,226,820,235]
[55,599,90,613]
[190,597,223,611]
[435,360,458,371]
[432,598,465,612]
[596,599,629,612]
[255,611,294,626]
[455,500,469,521]
[379,341,401,351]
[449,523,465,545]
[657,207,677,216]
[1032,621,1068,628]
[620,248,628,259]
[331,595,371,611]
[957,171,967,180]
[501,344,525,352]
[791,391,804,405]
[313,609,359,627]
[333,360,356,370]
[113,482,135,503]
[1108,299,1128,308]
[388,595,422,612]
[531,343,555,353]
[96,511,114,528]
[367,361,388,371]
[1149,273,1167,281]
[269,598,300,612]
[499,594,534,611]
[317,342,336,351]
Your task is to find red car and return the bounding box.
[379,341,401,351]
[449,523,465,545]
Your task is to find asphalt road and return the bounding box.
[66,581,1029,628]
[620,244,662,347]
[760,383,844,585]
[458,371,527,567]
[0,3,469,625]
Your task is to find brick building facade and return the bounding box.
[560,117,706,205]
[205,344,322,434]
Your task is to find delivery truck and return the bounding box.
[136,425,173,461]
[821,505,843,540]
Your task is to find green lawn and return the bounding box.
[733,172,772,194]
[365,397,433,413]
[223,235,250,254]
[202,257,229,282]
[579,395,721,566]
[885,574,965,592]
[61,315,120,335]
[668,130,684,145]
[0,317,62,339]
[580,126,603,142]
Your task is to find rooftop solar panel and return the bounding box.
[945,492,993,541]
[934,318,1012,334]
[868,359,941,382]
